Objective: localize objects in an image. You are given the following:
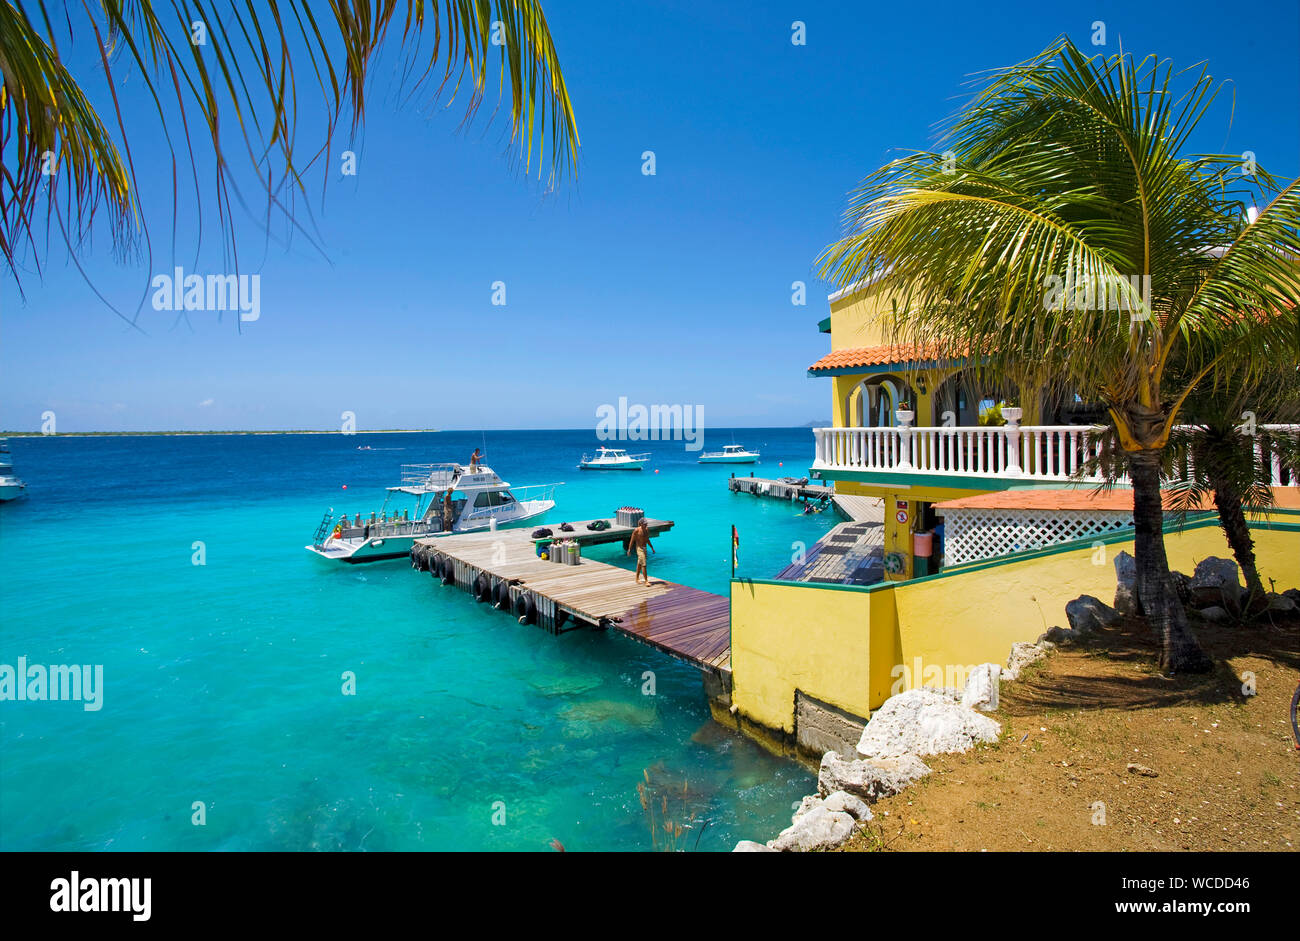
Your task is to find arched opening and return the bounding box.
[845,376,907,428]
[932,371,981,426]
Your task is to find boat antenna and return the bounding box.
[481,430,487,459]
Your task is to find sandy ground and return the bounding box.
[842,609,1300,851]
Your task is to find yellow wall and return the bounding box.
[729,521,1300,739]
[729,577,894,734]
[828,283,897,352]
[825,280,1050,426]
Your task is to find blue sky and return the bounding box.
[2,0,1297,431]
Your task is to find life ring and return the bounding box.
[473,574,491,602]
[514,591,537,624]
[332,525,343,540]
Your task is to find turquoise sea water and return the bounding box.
[0,429,830,851]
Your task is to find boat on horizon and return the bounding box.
[698,444,760,464]
[577,447,649,471]
[306,462,558,563]
[0,438,26,501]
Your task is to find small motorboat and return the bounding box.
[698,444,760,464]
[0,438,26,502]
[577,447,649,471]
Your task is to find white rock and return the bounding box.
[822,789,873,822]
[818,751,931,801]
[732,840,776,852]
[856,688,1001,759]
[927,686,964,702]
[769,805,856,852]
[961,662,1001,712]
[792,794,822,823]
[1004,641,1048,681]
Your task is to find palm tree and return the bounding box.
[819,39,1300,672]
[1,1,578,306]
[1080,357,1300,615]
[1163,370,1300,611]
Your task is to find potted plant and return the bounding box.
[894,400,915,426]
[1000,397,1023,424]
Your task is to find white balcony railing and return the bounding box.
[811,423,1300,486]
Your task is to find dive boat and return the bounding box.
[698,444,760,464]
[577,447,649,471]
[0,439,26,502]
[306,463,558,563]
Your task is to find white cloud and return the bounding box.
[198,398,214,408]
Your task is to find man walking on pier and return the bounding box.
[626,518,656,584]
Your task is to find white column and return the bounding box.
[895,409,915,471]
[1002,409,1023,477]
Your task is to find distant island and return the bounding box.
[801,420,831,427]
[1,429,440,437]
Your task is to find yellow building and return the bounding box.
[810,275,1113,579]
[725,514,1300,759]
[713,276,1300,761]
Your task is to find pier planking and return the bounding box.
[414,520,731,674]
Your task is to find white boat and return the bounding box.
[698,444,760,464]
[0,438,26,502]
[306,463,558,563]
[577,447,649,471]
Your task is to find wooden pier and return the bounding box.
[831,494,882,523]
[728,474,834,502]
[775,518,885,585]
[727,475,884,527]
[412,518,731,674]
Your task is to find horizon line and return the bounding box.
[1,423,829,437]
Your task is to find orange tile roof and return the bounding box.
[934,488,1300,513]
[808,342,962,373]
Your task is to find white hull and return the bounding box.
[307,500,554,563]
[578,460,646,470]
[0,480,25,502]
[698,454,758,464]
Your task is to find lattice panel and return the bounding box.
[942,508,1133,566]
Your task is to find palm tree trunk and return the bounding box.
[1129,448,1213,673]
[1208,475,1267,610]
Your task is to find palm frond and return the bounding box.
[1,0,580,298]
[817,37,1300,452]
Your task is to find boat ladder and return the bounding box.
[311,510,335,548]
